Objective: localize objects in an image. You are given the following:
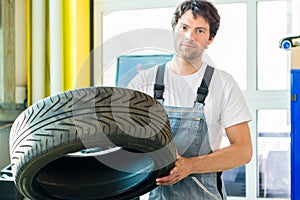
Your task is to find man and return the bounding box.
[128,0,252,199]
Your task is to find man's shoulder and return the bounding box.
[209,67,235,83]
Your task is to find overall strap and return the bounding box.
[154,63,166,101]
[154,63,214,104]
[195,65,214,104]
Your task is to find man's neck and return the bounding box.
[170,56,203,75]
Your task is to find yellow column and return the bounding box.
[26,0,32,105]
[62,0,76,91]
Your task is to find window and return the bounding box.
[207,3,247,90]
[257,110,290,198]
[101,7,175,86]
[257,1,290,90]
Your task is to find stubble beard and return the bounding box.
[175,45,204,64]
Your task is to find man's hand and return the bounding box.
[156,151,193,185]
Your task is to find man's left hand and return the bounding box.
[156,151,193,185]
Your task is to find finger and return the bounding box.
[156,178,177,185]
[156,174,174,183]
[156,173,179,185]
[156,176,171,185]
[156,175,180,185]
[157,180,179,185]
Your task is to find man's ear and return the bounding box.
[208,36,215,45]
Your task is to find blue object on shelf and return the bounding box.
[282,40,292,50]
[291,69,300,200]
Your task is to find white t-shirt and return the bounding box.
[127,62,252,151]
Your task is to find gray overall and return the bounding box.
[149,64,227,200]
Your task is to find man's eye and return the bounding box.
[197,29,205,34]
[179,26,187,31]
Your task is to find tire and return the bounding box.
[9,87,175,200]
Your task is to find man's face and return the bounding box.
[173,10,214,62]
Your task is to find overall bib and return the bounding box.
[149,64,227,200]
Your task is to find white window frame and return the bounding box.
[93,0,291,199]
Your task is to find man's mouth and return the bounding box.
[180,43,195,48]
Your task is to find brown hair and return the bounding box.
[171,0,220,39]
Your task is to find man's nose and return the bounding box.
[185,30,195,41]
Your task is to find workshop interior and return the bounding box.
[1,0,300,199]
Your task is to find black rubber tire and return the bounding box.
[9,87,175,200]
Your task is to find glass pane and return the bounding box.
[101,8,175,86]
[257,110,291,198]
[257,0,300,90]
[103,8,174,41]
[207,3,247,90]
